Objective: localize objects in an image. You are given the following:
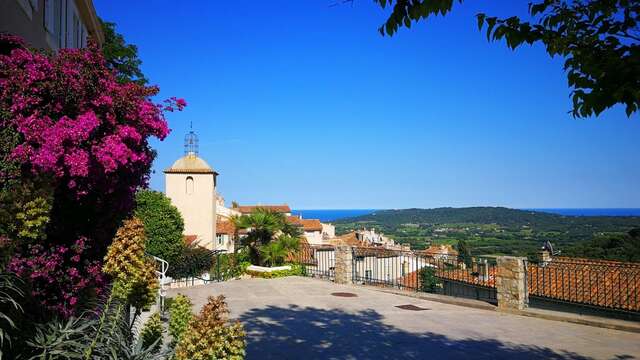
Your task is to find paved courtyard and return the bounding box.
[167,276,640,360]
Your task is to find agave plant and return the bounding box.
[0,272,24,359]
[26,293,170,360]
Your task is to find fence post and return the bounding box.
[496,256,528,311]
[335,245,353,285]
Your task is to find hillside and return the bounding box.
[333,207,640,259]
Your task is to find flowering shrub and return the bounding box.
[7,237,104,318]
[168,294,193,345]
[0,35,185,254]
[174,295,245,360]
[103,218,158,310]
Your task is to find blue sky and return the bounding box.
[95,1,639,209]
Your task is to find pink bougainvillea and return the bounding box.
[0,43,179,198]
[7,237,105,318]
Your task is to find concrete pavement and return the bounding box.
[167,276,640,360]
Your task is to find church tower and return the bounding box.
[164,129,217,249]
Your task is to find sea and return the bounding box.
[292,208,640,222]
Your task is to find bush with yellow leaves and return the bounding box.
[174,295,245,360]
[103,217,159,311]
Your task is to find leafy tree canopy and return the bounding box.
[100,19,148,85]
[375,0,640,118]
[134,190,185,265]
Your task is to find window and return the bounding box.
[216,234,224,245]
[73,13,80,48]
[44,0,64,48]
[186,176,194,195]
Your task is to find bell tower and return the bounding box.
[164,126,217,250]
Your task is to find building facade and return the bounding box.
[1,0,104,50]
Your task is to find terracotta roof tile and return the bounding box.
[184,235,198,245]
[216,220,236,234]
[287,216,323,232]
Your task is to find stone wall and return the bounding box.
[334,245,353,285]
[496,256,528,310]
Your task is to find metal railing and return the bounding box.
[527,258,640,313]
[149,254,169,312]
[350,247,497,302]
[296,244,335,280]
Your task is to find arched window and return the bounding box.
[186,176,194,195]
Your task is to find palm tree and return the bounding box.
[231,208,282,266]
[259,241,287,267]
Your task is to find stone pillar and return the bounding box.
[496,256,528,311]
[334,246,353,285]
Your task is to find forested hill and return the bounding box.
[333,207,640,260]
[334,207,640,231]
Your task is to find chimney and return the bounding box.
[539,249,552,263]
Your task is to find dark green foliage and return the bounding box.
[167,244,213,280]
[232,209,302,266]
[100,19,148,85]
[374,0,640,118]
[210,252,250,281]
[418,267,440,293]
[335,207,640,260]
[565,228,640,262]
[134,190,185,265]
[456,239,472,267]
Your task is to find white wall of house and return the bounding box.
[304,230,324,245]
[215,233,234,253]
[321,223,335,239]
[166,173,216,250]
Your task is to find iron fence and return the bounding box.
[296,244,335,280]
[351,247,497,303]
[527,258,640,313]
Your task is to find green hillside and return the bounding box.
[333,207,640,261]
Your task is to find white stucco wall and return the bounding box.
[304,230,324,245]
[215,234,234,253]
[321,223,335,239]
[166,173,216,249]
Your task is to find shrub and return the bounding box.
[168,294,192,344]
[139,312,163,352]
[418,267,441,293]
[134,190,185,265]
[245,263,306,279]
[210,253,247,281]
[103,218,158,311]
[174,295,245,360]
[167,244,213,280]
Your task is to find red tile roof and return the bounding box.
[184,235,198,245]
[237,205,291,214]
[527,258,640,312]
[287,216,323,232]
[398,255,640,312]
[216,220,236,235]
